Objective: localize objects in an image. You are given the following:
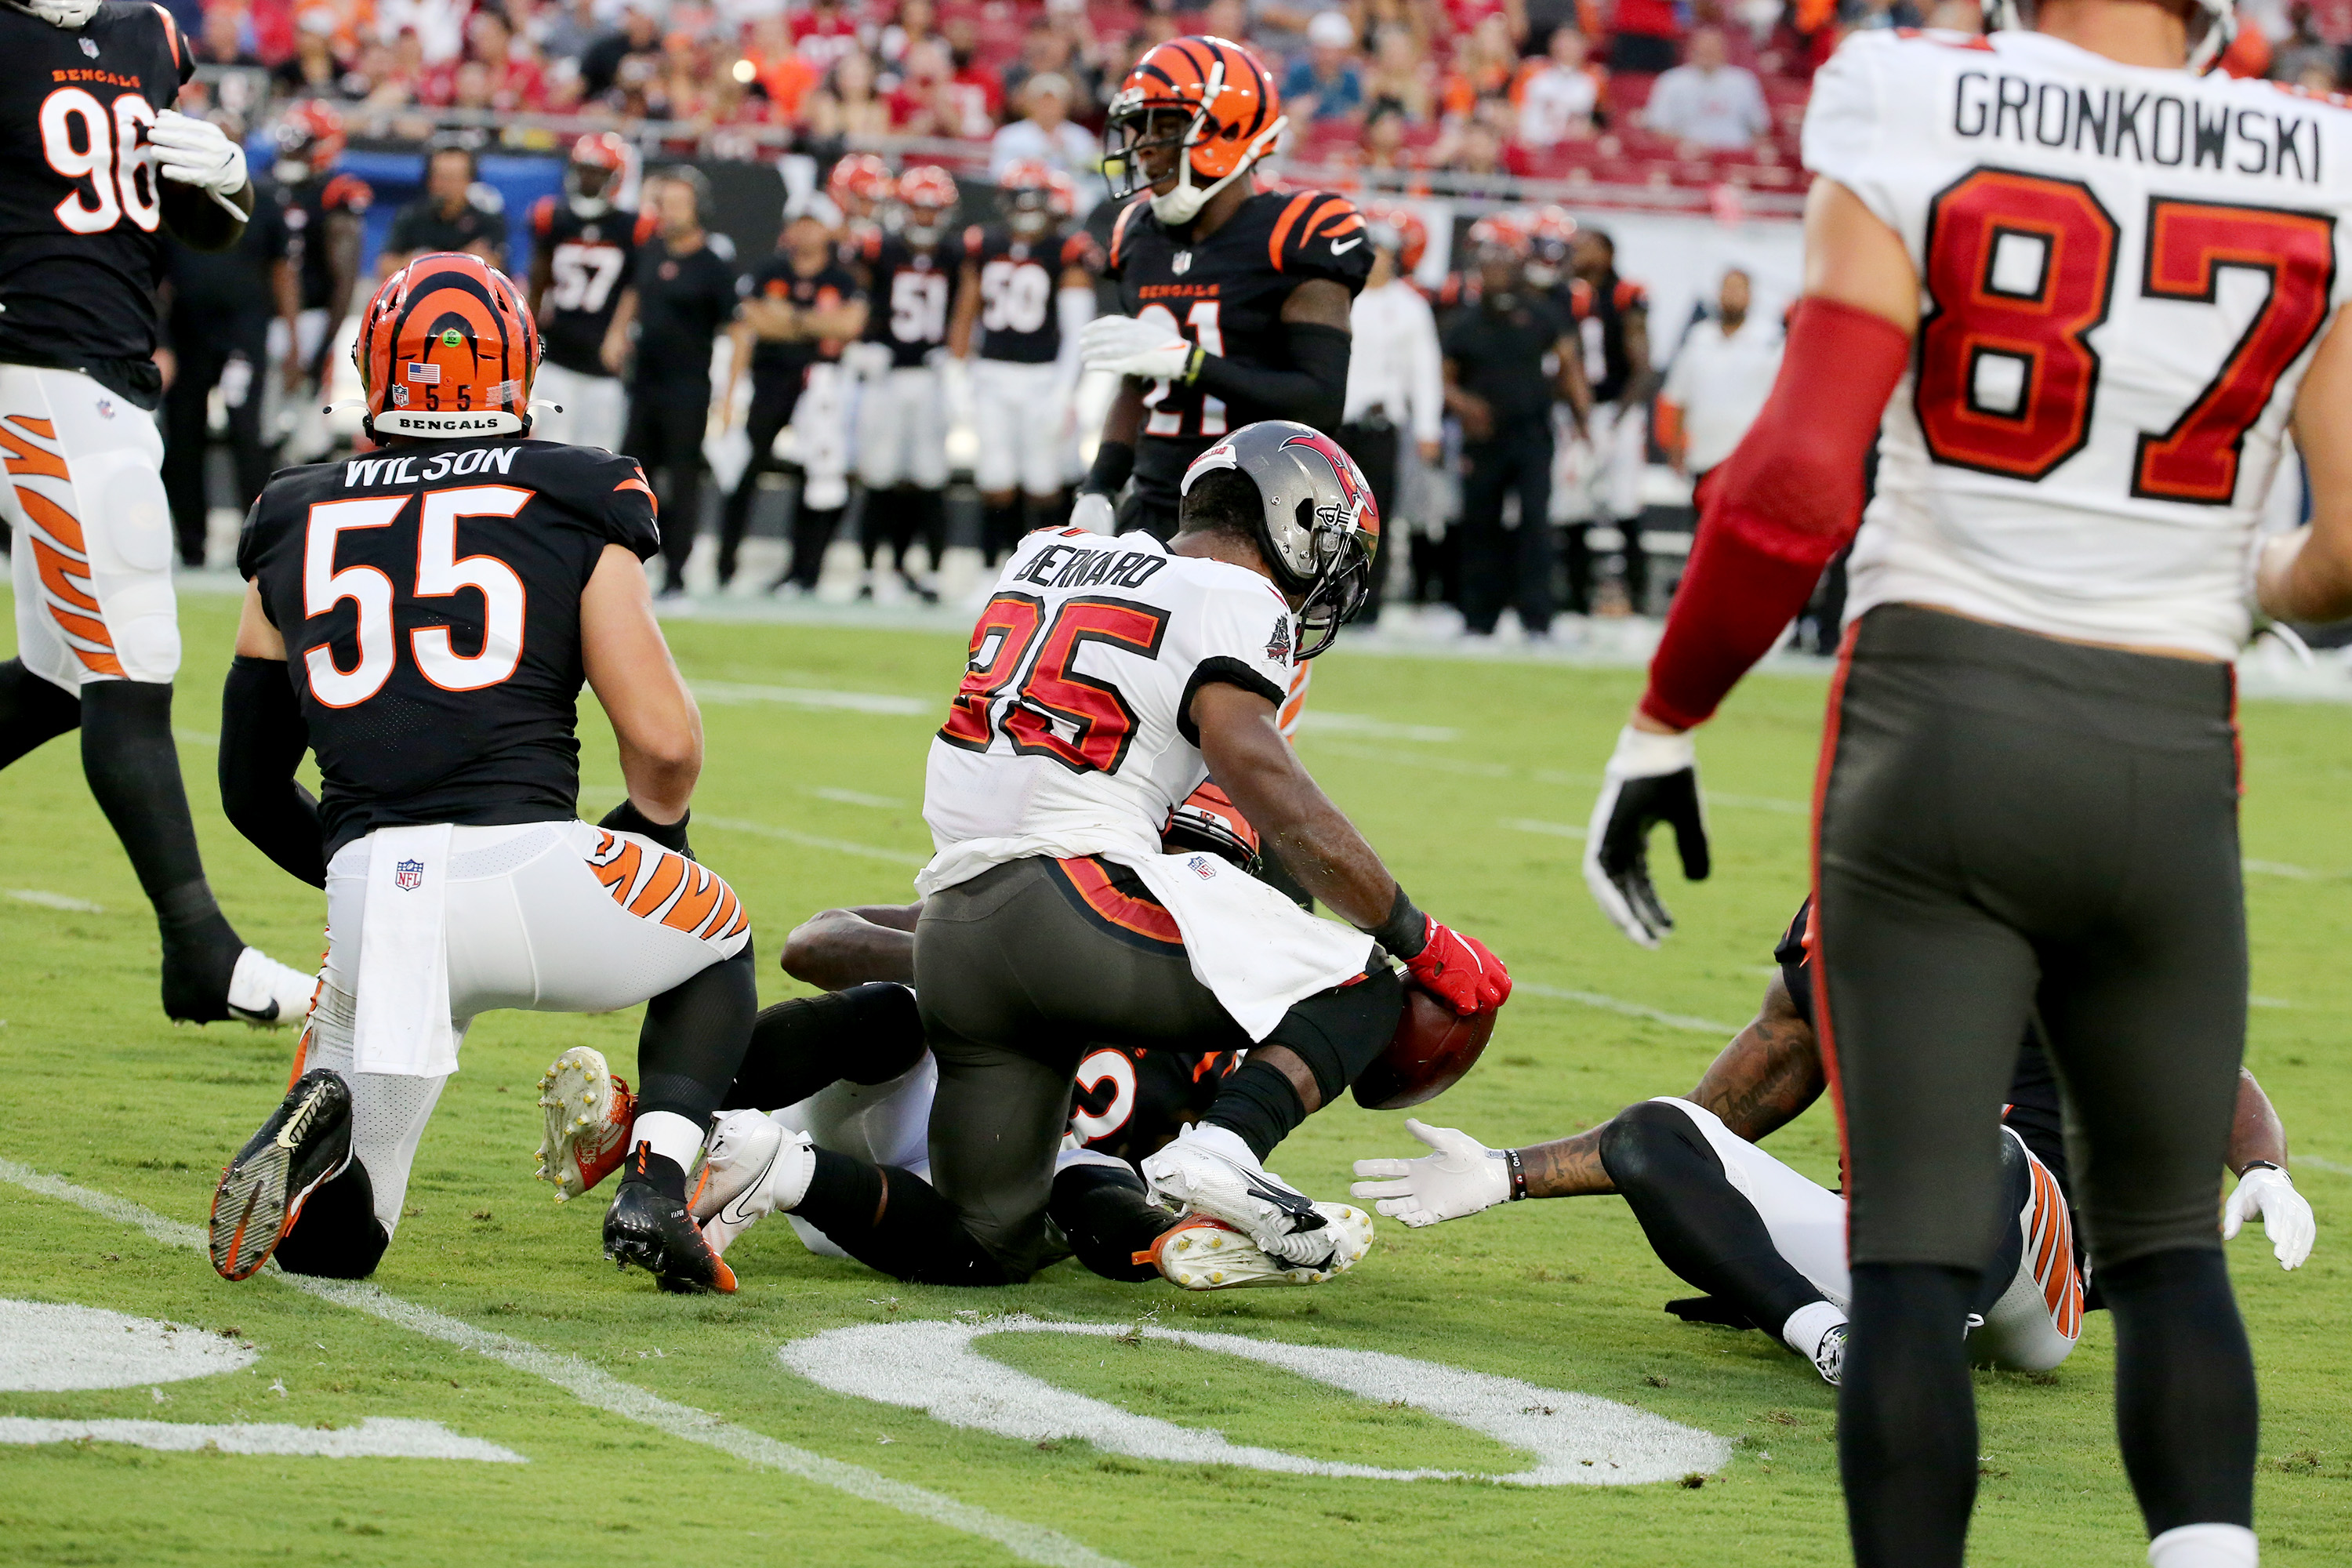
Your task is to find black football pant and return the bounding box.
[1337,419,1398,622]
[1817,604,2253,1566]
[716,376,800,587]
[624,380,711,590]
[1113,491,1179,543]
[161,312,272,568]
[1457,421,1555,634]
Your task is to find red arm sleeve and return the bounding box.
[1639,296,1911,731]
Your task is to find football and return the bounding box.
[1352,979,1497,1110]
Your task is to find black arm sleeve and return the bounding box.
[1082,437,1134,497]
[219,655,325,888]
[160,180,252,253]
[1190,321,1351,433]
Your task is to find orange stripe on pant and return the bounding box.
[14,485,90,554]
[0,423,69,481]
[1055,855,1183,944]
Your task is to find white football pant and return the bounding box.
[971,359,1069,498]
[855,365,949,490]
[531,364,628,453]
[1585,401,1649,522]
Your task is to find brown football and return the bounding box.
[1351,980,1497,1110]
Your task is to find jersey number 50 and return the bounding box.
[303,487,531,707]
[1917,169,2333,504]
[937,591,1171,772]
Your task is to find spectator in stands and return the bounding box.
[989,74,1098,192]
[274,9,354,98]
[880,0,940,71]
[790,0,866,71]
[1643,27,1768,151]
[889,38,996,136]
[999,13,1094,117]
[1364,0,1434,54]
[1656,267,1781,486]
[376,0,472,64]
[2271,2,2338,84]
[1438,117,1517,198]
[198,4,262,66]
[1441,15,1523,118]
[581,2,663,100]
[1516,25,1602,145]
[364,30,428,108]
[538,0,604,66]
[805,50,893,138]
[949,27,1011,124]
[742,13,822,121]
[1442,0,1528,46]
[1362,24,1437,121]
[1283,12,1369,123]
[1359,101,1421,172]
[1608,0,1684,74]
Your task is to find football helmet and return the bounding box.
[272,100,347,185]
[1523,205,1577,288]
[1467,212,1531,258]
[1181,420,1378,659]
[895,163,959,246]
[1105,35,1286,226]
[353,253,541,440]
[1000,158,1073,238]
[826,151,894,214]
[1360,202,1428,274]
[565,130,629,216]
[1163,782,1262,874]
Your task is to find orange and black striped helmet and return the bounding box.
[352,252,540,440]
[1105,35,1285,225]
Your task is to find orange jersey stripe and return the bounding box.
[1267,191,1319,271]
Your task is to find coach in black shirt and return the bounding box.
[604,169,739,597]
[162,185,295,566]
[380,143,509,273]
[1440,237,1588,640]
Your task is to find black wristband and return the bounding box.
[1082,438,1134,498]
[1503,1146,1528,1202]
[1367,884,1428,960]
[601,798,693,859]
[2238,1160,2283,1175]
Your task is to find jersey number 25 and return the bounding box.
[303,488,530,706]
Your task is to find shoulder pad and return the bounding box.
[1060,231,1100,271]
[1617,280,1647,310]
[1269,191,1371,285]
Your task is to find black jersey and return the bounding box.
[165,183,287,323]
[625,235,738,389]
[965,223,1095,365]
[1069,1043,1242,1168]
[858,230,964,369]
[1102,187,1374,510]
[281,170,371,313]
[530,197,652,377]
[0,1,194,388]
[1569,270,1649,405]
[238,439,661,858]
[742,253,860,386]
[385,191,509,264]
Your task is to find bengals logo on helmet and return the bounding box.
[354,252,541,440]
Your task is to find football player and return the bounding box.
[851,165,964,601]
[1565,226,1655,612]
[824,151,893,269]
[525,132,649,455]
[1075,36,1374,542]
[208,255,756,1295]
[1580,3,2352,1563]
[1352,897,2316,1386]
[267,100,368,427]
[949,160,1098,564]
[1,0,314,1026]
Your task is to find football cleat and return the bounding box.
[535,1047,636,1200]
[604,1143,737,1294]
[1143,1203,1373,1290]
[691,1110,816,1258]
[1811,1323,1848,1388]
[1140,1126,1334,1265]
[209,1069,353,1281]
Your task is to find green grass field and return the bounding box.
[2,585,2347,1567]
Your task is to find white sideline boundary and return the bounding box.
[1514,984,1740,1036]
[0,1158,1127,1568]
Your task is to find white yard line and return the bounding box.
[7,890,105,914]
[1291,711,1459,743]
[2299,1156,2352,1177]
[699,817,930,869]
[691,681,929,717]
[0,1157,1127,1568]
[1504,819,1586,841]
[811,787,909,810]
[1512,984,1740,1036]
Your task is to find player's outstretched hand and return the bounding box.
[1349,1119,1509,1227]
[1584,723,1711,948]
[149,110,249,198]
[1079,314,1195,382]
[1070,492,1116,535]
[1403,918,1509,1016]
[2223,1166,2315,1269]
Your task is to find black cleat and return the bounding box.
[604,1142,736,1294]
[210,1069,353,1281]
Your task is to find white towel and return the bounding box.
[1116,849,1374,1042]
[352,823,458,1076]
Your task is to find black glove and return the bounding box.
[1583,725,1709,947]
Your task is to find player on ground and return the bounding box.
[1076,35,1374,541]
[949,160,1098,563]
[267,100,368,448]
[0,0,314,1026]
[1579,3,2352,1563]
[1353,898,2317,1385]
[852,165,964,601]
[526,132,648,454]
[208,255,755,1294]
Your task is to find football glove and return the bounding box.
[1080,314,1199,382]
[1071,492,1116,535]
[1349,1119,1510,1228]
[1400,916,1511,1016]
[2222,1166,2314,1270]
[1584,724,1711,948]
[149,111,250,219]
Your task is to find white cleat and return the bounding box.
[691,1109,816,1257]
[534,1047,636,1201]
[1145,1203,1374,1290]
[1140,1124,1338,1265]
[1810,1322,1847,1388]
[226,948,318,1028]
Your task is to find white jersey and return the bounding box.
[1805,30,2352,658]
[917,528,1296,897]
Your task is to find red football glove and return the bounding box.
[1402,917,1511,1016]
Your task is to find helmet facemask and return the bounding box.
[1104,79,1285,226]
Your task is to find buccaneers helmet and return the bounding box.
[566,130,630,214]
[1181,420,1378,659]
[353,253,541,440]
[1105,35,1285,226]
[826,151,894,214]
[1361,203,1428,274]
[273,100,347,183]
[1163,782,1263,875]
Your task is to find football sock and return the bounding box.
[1838,1261,1981,1568]
[723,983,925,1111]
[794,1150,1007,1286]
[273,1160,390,1280]
[1048,1160,1170,1283]
[981,499,1022,562]
[2104,1247,2257,1535]
[632,1110,704,1171]
[635,943,757,1129]
[2147,1524,2259,1568]
[1598,1099,1833,1338]
[1205,970,1401,1158]
[787,506,842,589]
[1203,1062,1301,1160]
[0,657,82,769]
[860,489,905,572]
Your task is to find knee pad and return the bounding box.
[1262,964,1403,1105]
[79,448,180,680]
[1597,1098,1717,1194]
[272,1160,390,1279]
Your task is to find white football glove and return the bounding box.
[2222,1166,2314,1270]
[148,111,250,219]
[1070,492,1116,535]
[1079,313,1196,381]
[1348,1119,1512,1228]
[1584,724,1711,948]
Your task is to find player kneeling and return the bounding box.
[207,255,757,1294]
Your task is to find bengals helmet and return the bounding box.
[273,100,347,183]
[1181,420,1377,659]
[1468,212,1531,257]
[1361,203,1428,274]
[1163,782,1263,875]
[354,253,541,440]
[894,164,960,245]
[1105,36,1285,226]
[826,151,893,214]
[999,158,1073,238]
[566,131,630,213]
[1523,205,1577,287]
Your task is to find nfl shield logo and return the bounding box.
[1171,251,1192,275]
[1189,855,1216,880]
[81,37,98,56]
[394,859,425,892]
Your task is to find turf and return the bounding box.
[2,586,2347,1567]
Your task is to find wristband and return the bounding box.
[601,798,693,858]
[2238,1160,2284,1175]
[1367,884,1429,960]
[1181,344,1205,383]
[1503,1146,1528,1202]
[1082,437,1135,498]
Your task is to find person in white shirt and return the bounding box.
[1657,268,1783,481]
[987,74,1101,213]
[1642,27,1769,151]
[1338,206,1445,621]
[1517,27,1602,147]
